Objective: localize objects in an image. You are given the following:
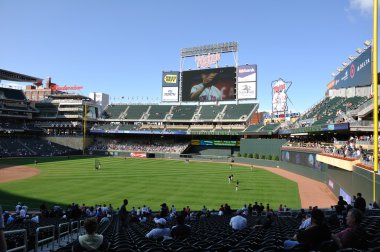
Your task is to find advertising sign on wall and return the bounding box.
[334,47,372,89]
[162,87,179,102]
[162,71,180,87]
[237,65,257,100]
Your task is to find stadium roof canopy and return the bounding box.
[0,69,42,82]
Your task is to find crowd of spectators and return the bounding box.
[321,136,379,167]
[0,137,76,157]
[0,191,377,251]
[89,140,189,154]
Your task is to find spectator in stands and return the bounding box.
[336,196,348,214]
[0,205,6,252]
[15,202,21,215]
[332,208,366,249]
[31,214,40,223]
[171,215,191,240]
[373,201,380,209]
[73,217,109,252]
[354,193,366,213]
[229,209,247,231]
[145,218,171,240]
[284,208,331,250]
[6,214,15,225]
[160,203,169,218]
[119,199,129,229]
[19,206,27,219]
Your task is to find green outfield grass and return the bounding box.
[0,156,301,211]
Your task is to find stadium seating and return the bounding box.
[147,105,172,120]
[92,124,118,131]
[222,104,257,120]
[35,103,59,118]
[14,208,380,252]
[198,105,225,120]
[170,105,197,120]
[243,124,264,133]
[0,87,26,100]
[117,124,140,131]
[0,137,77,157]
[102,105,128,119]
[259,123,281,133]
[123,105,150,120]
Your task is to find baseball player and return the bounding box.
[190,72,222,101]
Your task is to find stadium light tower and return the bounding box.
[364,40,372,47]
[356,48,364,54]
[348,55,357,61]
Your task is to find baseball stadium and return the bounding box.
[0,4,380,252]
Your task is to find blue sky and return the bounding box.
[0,0,377,112]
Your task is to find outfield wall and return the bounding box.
[240,139,287,157]
[236,150,380,205]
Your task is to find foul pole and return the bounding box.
[83,103,87,155]
[373,0,378,202]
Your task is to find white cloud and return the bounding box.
[348,0,373,14]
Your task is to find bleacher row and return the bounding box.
[5,209,380,252]
[102,104,258,121]
[300,96,369,126]
[91,124,250,135]
[0,137,78,157]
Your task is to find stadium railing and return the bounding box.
[4,229,27,252]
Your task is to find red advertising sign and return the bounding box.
[130,152,146,158]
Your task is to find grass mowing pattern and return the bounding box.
[0,157,301,211]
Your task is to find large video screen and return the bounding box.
[181,67,236,102]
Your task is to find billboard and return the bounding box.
[334,47,372,89]
[162,71,180,87]
[191,139,240,146]
[162,87,179,102]
[237,64,257,99]
[281,150,322,170]
[181,67,236,102]
[272,78,291,113]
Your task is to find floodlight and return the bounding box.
[348,55,357,61]
[331,72,337,77]
[364,40,372,47]
[355,48,364,54]
[337,67,343,72]
[342,62,349,67]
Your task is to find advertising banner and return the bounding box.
[162,71,180,87]
[281,150,322,170]
[272,79,290,113]
[191,139,240,146]
[237,65,257,99]
[334,47,372,89]
[237,82,256,99]
[130,152,147,158]
[237,65,257,82]
[181,67,236,102]
[162,87,179,102]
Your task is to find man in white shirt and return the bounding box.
[190,72,222,101]
[230,210,247,231]
[20,206,27,219]
[145,218,171,239]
